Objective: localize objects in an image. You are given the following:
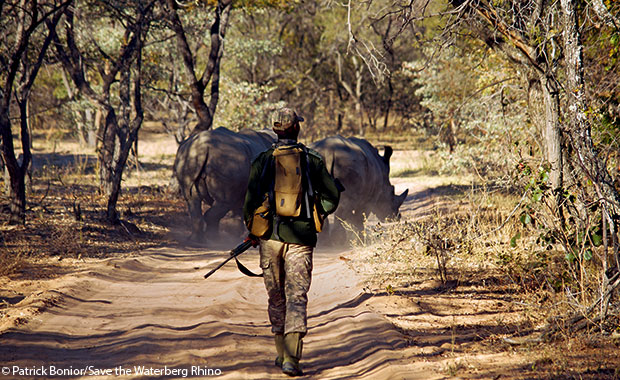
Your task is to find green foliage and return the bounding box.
[214,79,284,130]
[509,160,609,301]
[233,0,300,11]
[188,0,298,10]
[583,19,620,170]
[405,40,532,176]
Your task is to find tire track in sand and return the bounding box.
[0,245,442,379]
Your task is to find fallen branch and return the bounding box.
[540,271,620,339]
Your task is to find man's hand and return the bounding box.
[245,235,260,248]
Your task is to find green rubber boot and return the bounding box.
[282,332,303,377]
[274,334,285,368]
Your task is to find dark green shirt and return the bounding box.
[243,140,340,246]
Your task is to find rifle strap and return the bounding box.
[234,257,263,277]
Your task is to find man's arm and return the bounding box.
[243,152,268,227]
[309,151,340,215]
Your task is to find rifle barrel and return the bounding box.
[203,256,234,279]
[203,239,254,279]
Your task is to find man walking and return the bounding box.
[243,107,341,376]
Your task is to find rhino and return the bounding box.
[310,135,408,230]
[173,127,276,240]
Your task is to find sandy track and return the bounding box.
[0,242,446,379]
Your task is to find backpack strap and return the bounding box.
[302,146,314,219]
[267,149,280,240]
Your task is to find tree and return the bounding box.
[441,0,620,327]
[355,0,563,182]
[162,0,232,134]
[560,0,620,317]
[445,0,565,190]
[50,0,156,223]
[0,0,71,224]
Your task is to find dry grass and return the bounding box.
[0,129,185,278]
[346,181,620,379]
[389,150,440,177]
[0,182,185,277]
[353,186,521,284]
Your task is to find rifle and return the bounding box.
[203,237,263,279]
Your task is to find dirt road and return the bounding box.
[0,177,535,379]
[0,241,450,379]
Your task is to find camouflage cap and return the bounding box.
[272,107,304,131]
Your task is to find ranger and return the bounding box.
[243,107,341,376]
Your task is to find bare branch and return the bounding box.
[200,0,231,89]
[48,6,101,104]
[20,4,68,99]
[163,0,199,87]
[206,0,231,116]
[590,0,620,31]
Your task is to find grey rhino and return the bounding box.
[310,135,408,229]
[174,127,276,240]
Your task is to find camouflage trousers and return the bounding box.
[259,239,313,336]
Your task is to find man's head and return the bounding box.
[272,107,304,140]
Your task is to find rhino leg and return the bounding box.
[229,208,247,237]
[204,201,230,238]
[335,207,364,230]
[348,209,365,230]
[187,194,206,242]
[329,208,366,246]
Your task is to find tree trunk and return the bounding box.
[527,77,545,140]
[540,74,563,190]
[205,0,231,129]
[382,91,392,131]
[591,0,620,30]
[98,108,120,221]
[355,59,364,135]
[355,100,364,135]
[8,169,26,225]
[0,0,68,224]
[0,92,35,225]
[104,62,132,222]
[18,97,32,193]
[106,165,123,223]
[0,109,28,224]
[103,23,145,223]
[1,155,8,195]
[51,2,151,223]
[1,119,21,224]
[77,118,86,146]
[561,0,620,265]
[561,0,620,208]
[336,53,366,135]
[93,108,102,147]
[84,108,96,147]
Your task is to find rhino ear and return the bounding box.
[382,146,393,165]
[396,189,408,208]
